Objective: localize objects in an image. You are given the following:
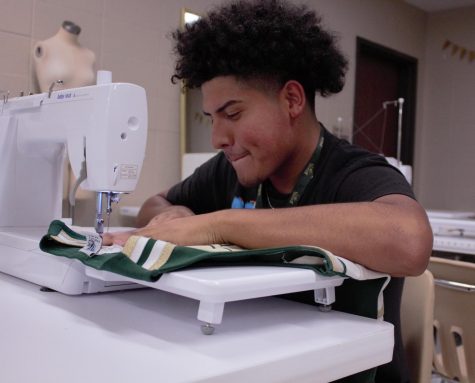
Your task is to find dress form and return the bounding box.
[33,21,96,93]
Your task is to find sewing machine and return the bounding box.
[0,74,148,294]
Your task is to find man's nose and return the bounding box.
[211,120,233,149]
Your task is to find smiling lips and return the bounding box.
[225,151,249,163]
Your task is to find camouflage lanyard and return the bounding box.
[255,132,324,209]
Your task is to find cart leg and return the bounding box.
[200,323,215,335]
[314,287,335,312]
[197,301,225,335]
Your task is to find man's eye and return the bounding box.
[226,111,241,120]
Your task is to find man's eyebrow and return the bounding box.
[203,100,242,116]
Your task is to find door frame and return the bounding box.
[354,37,418,165]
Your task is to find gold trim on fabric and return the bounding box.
[149,243,176,271]
[122,235,140,257]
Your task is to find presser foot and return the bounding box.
[200,323,215,335]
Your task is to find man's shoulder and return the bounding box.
[321,129,389,174]
[313,128,413,203]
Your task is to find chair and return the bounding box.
[401,270,435,383]
[428,257,475,383]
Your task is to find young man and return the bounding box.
[105,1,432,381]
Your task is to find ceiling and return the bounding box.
[404,0,475,12]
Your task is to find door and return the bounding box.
[353,37,417,165]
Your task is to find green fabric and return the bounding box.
[40,220,345,282]
[136,239,155,267]
[334,278,387,319]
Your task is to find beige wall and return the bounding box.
[417,6,475,211]
[0,0,471,226]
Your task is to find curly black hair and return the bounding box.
[171,0,348,106]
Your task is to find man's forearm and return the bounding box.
[213,195,432,277]
[131,194,432,277]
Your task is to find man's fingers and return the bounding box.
[101,232,113,245]
[101,231,132,246]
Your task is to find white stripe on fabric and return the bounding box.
[52,230,86,247]
[129,237,149,263]
[142,240,168,270]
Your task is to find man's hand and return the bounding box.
[146,205,195,226]
[102,230,135,246]
[134,213,223,246]
[102,204,196,246]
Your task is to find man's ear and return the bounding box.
[280,80,306,119]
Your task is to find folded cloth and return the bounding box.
[40,220,390,320]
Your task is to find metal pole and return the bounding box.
[397,98,404,165]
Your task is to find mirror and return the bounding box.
[179,9,217,156]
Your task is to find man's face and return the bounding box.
[202,76,296,188]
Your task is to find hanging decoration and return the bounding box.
[442,39,475,63]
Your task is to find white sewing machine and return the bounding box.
[0,73,346,333]
[0,73,148,294]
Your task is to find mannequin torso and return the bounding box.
[33,21,96,92]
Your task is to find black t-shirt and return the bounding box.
[168,128,412,382]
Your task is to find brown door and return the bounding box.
[353,38,417,165]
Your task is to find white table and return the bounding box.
[0,273,393,383]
